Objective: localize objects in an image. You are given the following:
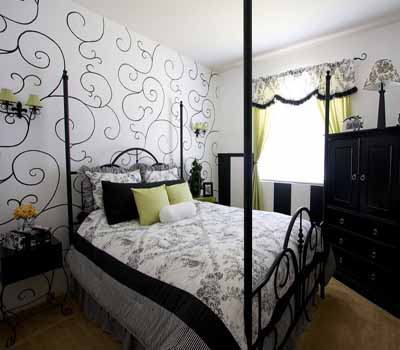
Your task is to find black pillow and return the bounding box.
[102,179,184,225]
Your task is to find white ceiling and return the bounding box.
[74,0,400,71]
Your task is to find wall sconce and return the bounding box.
[0,88,43,119]
[192,122,208,138]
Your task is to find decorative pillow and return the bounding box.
[159,202,197,224]
[144,167,180,183]
[101,179,184,225]
[86,169,141,209]
[166,182,193,204]
[129,163,169,181]
[131,185,170,225]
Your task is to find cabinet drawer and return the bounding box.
[361,220,399,245]
[333,247,395,294]
[326,209,357,232]
[326,226,397,269]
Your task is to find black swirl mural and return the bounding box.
[0,0,219,244]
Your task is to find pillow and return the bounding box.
[159,202,197,224]
[102,179,185,225]
[131,185,170,225]
[144,167,180,183]
[78,165,132,213]
[86,169,141,209]
[166,182,193,204]
[129,163,170,181]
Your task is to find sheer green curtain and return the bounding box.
[252,107,270,210]
[317,96,352,133]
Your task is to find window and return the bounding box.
[258,96,324,184]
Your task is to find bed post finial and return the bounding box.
[180,101,184,179]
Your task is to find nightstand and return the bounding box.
[0,236,71,347]
[195,196,217,203]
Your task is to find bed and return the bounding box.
[61,60,334,348]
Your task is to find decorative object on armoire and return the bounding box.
[188,159,203,197]
[192,121,208,138]
[13,204,38,232]
[0,88,43,119]
[364,59,400,129]
[343,115,364,131]
[202,182,213,196]
[325,126,400,317]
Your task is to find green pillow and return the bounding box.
[132,185,170,225]
[166,182,193,204]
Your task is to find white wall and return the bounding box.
[217,20,400,210]
[0,0,219,310]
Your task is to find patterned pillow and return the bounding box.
[128,163,170,180]
[85,169,142,209]
[144,167,180,183]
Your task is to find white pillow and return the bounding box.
[159,202,196,223]
[85,169,141,209]
[145,167,180,183]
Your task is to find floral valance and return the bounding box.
[253,59,357,109]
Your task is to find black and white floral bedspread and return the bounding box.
[77,201,319,349]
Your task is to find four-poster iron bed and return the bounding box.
[61,2,333,345]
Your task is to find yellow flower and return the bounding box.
[13,204,38,219]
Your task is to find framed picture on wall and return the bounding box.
[203,182,213,197]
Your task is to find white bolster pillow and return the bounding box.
[159,202,196,223]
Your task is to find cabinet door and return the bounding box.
[328,138,359,209]
[359,135,398,218]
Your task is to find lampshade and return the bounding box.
[25,94,43,108]
[0,88,17,103]
[364,59,400,91]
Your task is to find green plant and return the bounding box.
[189,159,203,197]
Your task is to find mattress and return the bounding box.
[70,201,323,349]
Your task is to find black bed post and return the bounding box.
[243,0,253,348]
[322,72,331,222]
[63,70,74,245]
[321,71,331,300]
[180,101,184,179]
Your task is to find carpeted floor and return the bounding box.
[0,278,399,350]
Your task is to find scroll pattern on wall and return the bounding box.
[0,0,219,244]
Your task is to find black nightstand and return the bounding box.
[0,236,71,347]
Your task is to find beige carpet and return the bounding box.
[0,278,399,350]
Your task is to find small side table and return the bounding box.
[0,236,71,347]
[195,196,217,203]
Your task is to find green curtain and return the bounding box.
[317,96,352,134]
[252,107,270,210]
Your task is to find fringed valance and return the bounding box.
[253,59,358,109]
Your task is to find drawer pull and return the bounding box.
[369,272,376,282]
[372,228,379,237]
[338,256,343,265]
[351,174,357,181]
[338,237,344,245]
[360,174,366,182]
[339,218,345,225]
[370,250,377,260]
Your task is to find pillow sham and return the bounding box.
[166,182,193,204]
[78,165,132,213]
[131,185,170,225]
[86,169,141,209]
[159,202,196,223]
[144,167,180,183]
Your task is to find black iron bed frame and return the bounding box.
[61,1,332,346]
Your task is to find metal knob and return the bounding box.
[369,272,376,282]
[360,174,366,182]
[370,250,377,259]
[338,256,343,264]
[372,228,379,237]
[352,174,357,181]
[339,218,345,225]
[338,237,344,245]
